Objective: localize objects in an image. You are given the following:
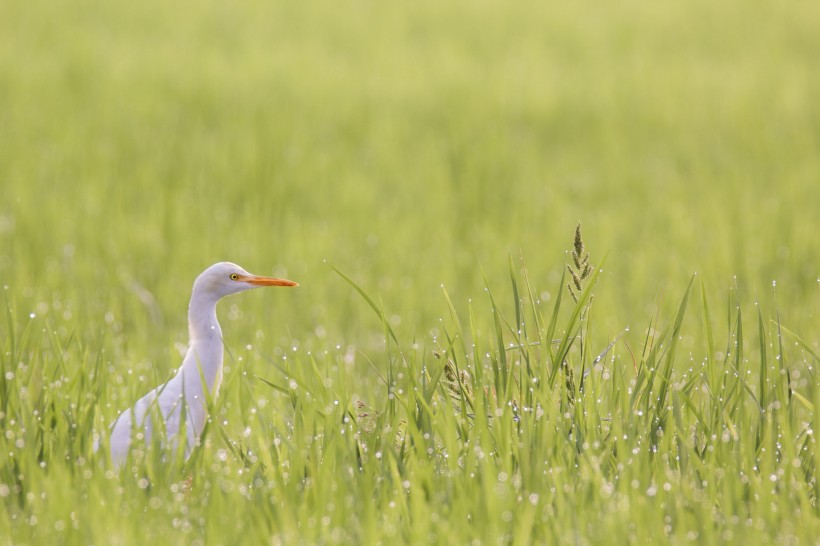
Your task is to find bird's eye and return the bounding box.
[229,273,240,281]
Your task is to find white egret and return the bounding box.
[102,262,298,468]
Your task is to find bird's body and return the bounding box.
[103,262,297,468]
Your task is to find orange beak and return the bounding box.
[239,275,299,287]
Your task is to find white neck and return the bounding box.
[188,289,222,341]
[183,289,224,393]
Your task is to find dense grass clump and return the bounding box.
[1,226,817,544]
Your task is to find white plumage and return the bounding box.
[101,262,297,468]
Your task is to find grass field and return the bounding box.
[1,0,819,544]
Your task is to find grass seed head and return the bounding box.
[566,223,594,302]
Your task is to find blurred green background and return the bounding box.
[1,1,819,544]
[1,0,818,361]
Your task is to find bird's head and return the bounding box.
[193,262,298,298]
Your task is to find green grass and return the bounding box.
[1,0,818,544]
